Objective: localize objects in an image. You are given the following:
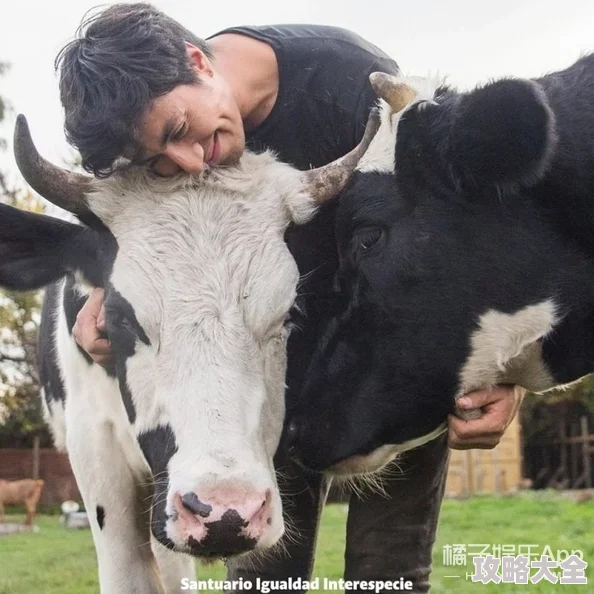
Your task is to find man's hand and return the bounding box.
[72,288,114,368]
[447,385,524,450]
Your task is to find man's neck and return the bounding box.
[208,33,279,130]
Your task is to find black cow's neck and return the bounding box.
[542,251,594,384]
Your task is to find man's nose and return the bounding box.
[161,143,205,175]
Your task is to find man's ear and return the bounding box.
[185,42,213,77]
[447,78,557,190]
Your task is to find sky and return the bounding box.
[0,0,593,180]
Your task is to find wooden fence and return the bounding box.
[524,415,593,489]
[445,416,523,496]
[1,429,526,507]
[0,446,80,506]
[9,412,592,506]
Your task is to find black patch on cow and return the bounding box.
[181,493,212,518]
[104,288,151,424]
[96,505,105,530]
[188,509,257,558]
[104,288,151,348]
[137,424,177,477]
[137,424,177,547]
[37,283,67,404]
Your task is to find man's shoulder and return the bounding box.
[234,24,398,167]
[209,24,395,64]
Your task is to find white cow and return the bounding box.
[0,113,378,593]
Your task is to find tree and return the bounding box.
[0,62,51,447]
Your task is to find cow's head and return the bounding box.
[0,114,378,556]
[290,72,562,475]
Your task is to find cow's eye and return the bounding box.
[284,310,293,327]
[283,304,299,332]
[356,227,383,250]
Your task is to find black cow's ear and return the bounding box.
[448,78,556,190]
[0,204,107,291]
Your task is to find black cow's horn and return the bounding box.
[305,108,381,204]
[14,115,93,219]
[369,72,417,113]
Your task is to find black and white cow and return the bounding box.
[0,114,377,593]
[289,54,594,475]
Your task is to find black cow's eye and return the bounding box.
[356,227,383,250]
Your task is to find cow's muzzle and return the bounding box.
[167,485,277,557]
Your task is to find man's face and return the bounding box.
[134,48,245,176]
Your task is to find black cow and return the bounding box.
[290,54,594,475]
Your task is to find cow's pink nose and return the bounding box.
[172,488,272,555]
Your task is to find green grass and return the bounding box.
[0,492,592,593]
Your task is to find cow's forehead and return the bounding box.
[88,160,300,335]
[356,76,442,175]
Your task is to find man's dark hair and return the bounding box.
[55,3,213,177]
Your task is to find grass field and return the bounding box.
[0,491,592,593]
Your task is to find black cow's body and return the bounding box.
[290,54,594,473]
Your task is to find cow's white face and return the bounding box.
[89,154,316,556]
[7,110,378,558]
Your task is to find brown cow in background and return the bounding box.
[0,479,44,525]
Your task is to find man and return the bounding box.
[58,3,521,591]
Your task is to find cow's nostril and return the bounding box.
[181,492,212,518]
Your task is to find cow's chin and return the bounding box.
[327,423,448,476]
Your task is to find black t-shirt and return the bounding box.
[208,24,399,402]
[210,24,399,169]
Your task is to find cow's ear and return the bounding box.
[0,204,107,291]
[447,79,556,190]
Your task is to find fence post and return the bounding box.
[581,416,592,489]
[32,436,40,480]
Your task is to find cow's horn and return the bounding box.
[14,115,93,219]
[369,72,417,113]
[305,108,381,204]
